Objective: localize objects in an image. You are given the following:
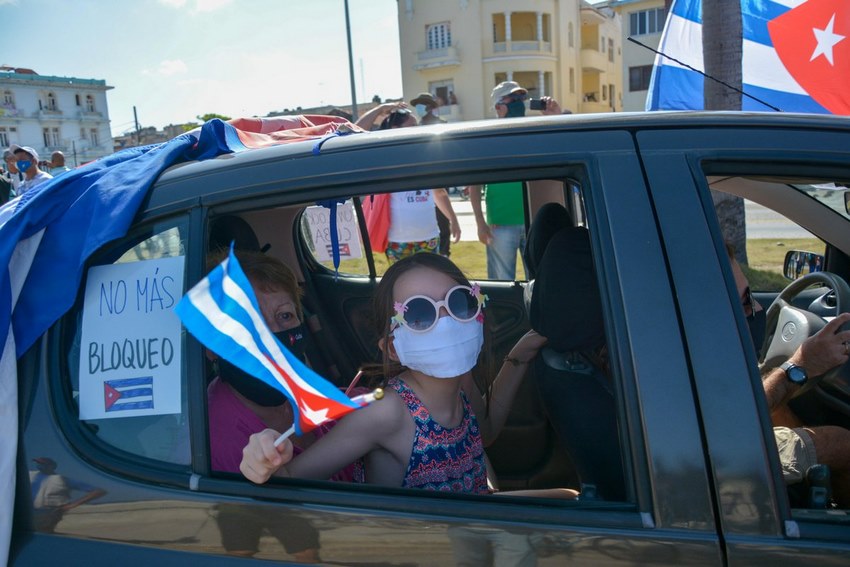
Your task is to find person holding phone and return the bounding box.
[467,82,562,280]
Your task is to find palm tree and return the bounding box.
[702,0,747,263]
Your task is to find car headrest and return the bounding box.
[524,203,571,280]
[208,215,262,253]
[529,226,605,352]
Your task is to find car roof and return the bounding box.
[143,111,850,215]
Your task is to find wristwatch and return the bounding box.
[780,361,808,386]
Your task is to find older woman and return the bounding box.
[206,250,350,480]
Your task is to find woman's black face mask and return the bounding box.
[218,326,308,407]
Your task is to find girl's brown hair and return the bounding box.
[362,253,495,412]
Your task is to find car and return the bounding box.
[10,111,850,565]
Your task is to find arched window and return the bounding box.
[86,95,95,112]
[46,92,57,111]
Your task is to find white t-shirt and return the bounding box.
[19,171,53,194]
[388,190,439,242]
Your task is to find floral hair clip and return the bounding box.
[390,301,407,330]
[471,284,488,323]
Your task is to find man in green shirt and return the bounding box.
[469,81,562,279]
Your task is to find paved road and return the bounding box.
[449,197,814,242]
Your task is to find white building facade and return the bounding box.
[0,68,114,166]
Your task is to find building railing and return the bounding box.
[0,72,109,87]
[414,46,461,70]
[580,48,607,72]
[490,41,552,55]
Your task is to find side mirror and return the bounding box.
[783,250,825,280]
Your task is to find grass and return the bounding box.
[323,238,824,292]
[743,237,824,291]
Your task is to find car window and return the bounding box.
[298,184,532,282]
[740,197,825,293]
[274,177,632,504]
[64,218,190,466]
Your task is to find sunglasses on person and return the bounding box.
[390,284,487,333]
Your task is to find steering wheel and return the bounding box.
[760,271,850,398]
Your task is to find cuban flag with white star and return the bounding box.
[647,0,849,114]
[174,246,363,435]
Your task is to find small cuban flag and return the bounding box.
[174,245,365,436]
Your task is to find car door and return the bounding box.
[637,119,850,564]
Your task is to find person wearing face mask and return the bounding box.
[467,82,563,280]
[410,92,445,126]
[728,243,850,506]
[240,253,552,495]
[206,249,351,480]
[10,145,52,195]
[359,108,461,263]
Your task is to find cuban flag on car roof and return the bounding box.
[647,0,849,114]
[174,246,364,435]
[0,114,360,566]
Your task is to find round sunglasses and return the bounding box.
[390,285,485,333]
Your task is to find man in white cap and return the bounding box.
[10,145,52,194]
[468,81,562,280]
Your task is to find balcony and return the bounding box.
[435,104,463,122]
[78,110,103,121]
[580,48,607,73]
[36,109,63,120]
[414,46,460,71]
[580,97,614,114]
[491,41,552,56]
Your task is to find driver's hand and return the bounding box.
[791,312,850,376]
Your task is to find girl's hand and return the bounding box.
[240,428,294,484]
[509,330,548,363]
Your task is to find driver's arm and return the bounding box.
[763,312,850,416]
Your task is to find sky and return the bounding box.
[0,0,402,137]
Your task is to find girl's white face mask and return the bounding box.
[392,316,483,378]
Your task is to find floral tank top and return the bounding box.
[354,378,488,494]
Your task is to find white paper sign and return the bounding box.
[78,256,185,420]
[304,200,363,262]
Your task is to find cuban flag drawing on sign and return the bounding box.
[104,376,154,412]
[647,0,849,114]
[174,246,365,436]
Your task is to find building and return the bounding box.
[0,66,114,166]
[605,0,668,111]
[397,0,623,121]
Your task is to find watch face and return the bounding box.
[786,365,808,385]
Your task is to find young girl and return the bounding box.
[240,253,546,493]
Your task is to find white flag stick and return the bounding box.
[273,387,384,447]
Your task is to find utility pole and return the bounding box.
[71,140,77,167]
[344,0,359,121]
[133,106,141,146]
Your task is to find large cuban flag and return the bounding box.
[174,246,364,435]
[647,0,849,114]
[0,114,359,565]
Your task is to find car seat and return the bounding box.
[529,226,626,501]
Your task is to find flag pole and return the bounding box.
[273,388,384,447]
